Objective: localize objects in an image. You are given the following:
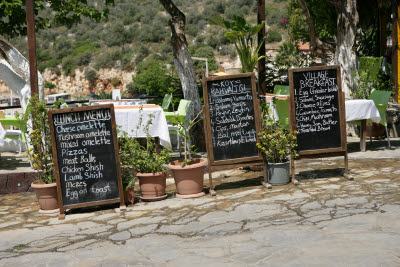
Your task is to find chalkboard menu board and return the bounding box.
[49,105,123,212]
[203,73,262,164]
[289,65,346,153]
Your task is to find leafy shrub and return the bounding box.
[44,82,56,89]
[62,57,77,75]
[85,69,98,83]
[267,30,282,43]
[111,77,121,87]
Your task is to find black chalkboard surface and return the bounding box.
[203,73,262,164]
[289,65,344,153]
[49,105,123,210]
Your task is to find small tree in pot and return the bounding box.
[168,111,206,198]
[256,102,299,185]
[17,95,60,213]
[119,112,171,201]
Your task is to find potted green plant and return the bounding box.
[17,95,59,213]
[119,112,171,201]
[118,130,138,205]
[256,103,298,185]
[168,111,206,198]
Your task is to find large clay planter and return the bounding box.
[168,158,206,198]
[124,187,135,205]
[137,172,167,201]
[31,181,59,214]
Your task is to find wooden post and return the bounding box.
[25,0,39,98]
[257,0,266,95]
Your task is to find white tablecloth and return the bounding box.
[265,97,381,124]
[345,99,381,123]
[114,105,171,148]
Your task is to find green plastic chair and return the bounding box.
[273,85,290,95]
[165,99,191,156]
[275,98,290,131]
[368,89,392,148]
[165,99,191,124]
[161,94,172,112]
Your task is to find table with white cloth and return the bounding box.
[263,96,381,152]
[345,99,381,152]
[114,104,171,148]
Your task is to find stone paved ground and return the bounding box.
[0,138,399,266]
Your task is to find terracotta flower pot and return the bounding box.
[168,158,206,198]
[367,122,385,139]
[137,172,167,201]
[124,187,135,205]
[31,181,59,214]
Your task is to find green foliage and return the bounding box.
[286,0,336,43]
[111,77,121,87]
[190,45,218,74]
[85,69,98,83]
[118,110,171,188]
[267,30,282,43]
[44,81,56,89]
[0,0,113,38]
[62,56,77,75]
[16,95,57,184]
[209,15,265,73]
[266,8,284,26]
[257,101,298,163]
[91,89,112,100]
[130,59,173,95]
[275,40,305,69]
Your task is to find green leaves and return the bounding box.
[209,15,265,73]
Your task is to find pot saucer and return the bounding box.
[38,208,60,214]
[140,194,167,202]
[176,191,205,199]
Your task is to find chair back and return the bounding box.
[369,89,392,126]
[273,85,290,95]
[369,89,391,106]
[177,99,191,117]
[161,94,172,111]
[275,98,289,130]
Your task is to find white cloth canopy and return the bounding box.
[114,105,171,148]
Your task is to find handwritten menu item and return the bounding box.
[289,65,345,152]
[49,105,123,212]
[203,73,262,163]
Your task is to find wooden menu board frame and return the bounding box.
[288,65,349,182]
[48,104,125,220]
[203,73,268,195]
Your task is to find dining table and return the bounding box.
[113,104,171,149]
[263,94,381,152]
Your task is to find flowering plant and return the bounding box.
[17,95,57,184]
[256,101,298,163]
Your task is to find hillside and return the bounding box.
[3,0,289,97]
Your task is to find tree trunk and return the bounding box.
[333,0,359,97]
[297,0,334,60]
[158,0,201,120]
[0,35,44,112]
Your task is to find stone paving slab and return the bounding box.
[0,154,399,265]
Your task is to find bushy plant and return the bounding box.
[257,101,298,163]
[209,15,265,73]
[118,111,171,188]
[16,95,62,184]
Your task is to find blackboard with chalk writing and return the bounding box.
[203,73,262,164]
[49,105,123,211]
[289,65,346,153]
